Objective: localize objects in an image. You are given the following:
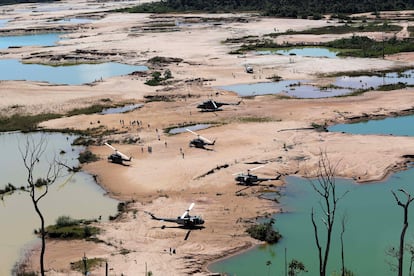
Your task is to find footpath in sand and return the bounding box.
[1,1,414,275]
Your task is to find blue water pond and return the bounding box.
[0,59,147,85]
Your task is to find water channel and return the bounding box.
[0,132,118,275]
[210,115,414,275]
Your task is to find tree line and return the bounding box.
[120,0,414,18]
[0,0,56,6]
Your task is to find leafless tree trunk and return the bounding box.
[310,151,347,276]
[19,135,64,276]
[391,189,414,276]
[340,215,347,276]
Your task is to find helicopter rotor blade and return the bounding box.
[105,143,131,161]
[104,142,116,151]
[186,128,198,137]
[181,202,195,219]
[232,164,265,175]
[181,210,188,219]
[186,129,213,144]
[117,150,132,161]
[250,165,266,171]
[199,135,213,144]
[212,100,218,109]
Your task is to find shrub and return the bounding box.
[46,224,99,239]
[78,150,99,163]
[246,218,282,244]
[56,216,79,227]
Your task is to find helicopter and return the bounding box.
[197,99,241,112]
[145,203,204,228]
[233,165,281,186]
[104,142,132,165]
[186,128,215,150]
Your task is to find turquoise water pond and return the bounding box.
[0,132,118,275]
[328,114,414,136]
[210,116,414,276]
[257,47,339,58]
[0,59,147,85]
[0,33,62,48]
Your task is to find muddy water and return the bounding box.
[0,132,118,275]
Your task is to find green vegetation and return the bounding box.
[0,113,61,132]
[0,0,56,5]
[16,272,37,276]
[70,257,106,273]
[311,122,328,132]
[145,70,173,86]
[272,22,402,36]
[288,259,307,276]
[109,201,130,221]
[325,36,414,58]
[246,218,282,244]
[236,116,274,123]
[0,99,138,132]
[235,35,414,58]
[322,66,414,78]
[117,0,414,18]
[267,74,283,81]
[147,56,183,65]
[66,104,112,116]
[72,136,95,146]
[377,82,408,91]
[78,150,99,164]
[45,216,100,239]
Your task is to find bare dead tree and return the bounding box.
[391,189,414,276]
[340,214,347,276]
[19,135,64,276]
[310,151,347,276]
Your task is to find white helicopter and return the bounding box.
[104,142,132,165]
[145,202,205,228]
[186,129,216,150]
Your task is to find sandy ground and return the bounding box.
[2,1,414,275]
